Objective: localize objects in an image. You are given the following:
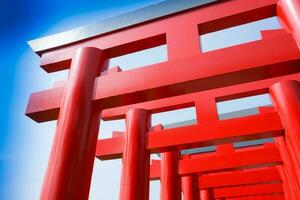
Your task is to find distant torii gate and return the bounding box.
[26,0,300,199]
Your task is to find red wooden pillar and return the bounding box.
[270,80,300,200]
[270,0,300,183]
[270,80,300,176]
[277,0,300,47]
[182,175,199,200]
[259,106,300,199]
[160,151,181,200]
[151,124,181,200]
[274,137,300,200]
[276,165,294,200]
[119,108,150,200]
[199,189,213,200]
[40,47,105,200]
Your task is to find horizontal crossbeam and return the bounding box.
[26,34,300,122]
[198,167,281,188]
[150,146,281,179]
[36,0,277,61]
[213,183,283,198]
[96,112,283,159]
[101,73,300,121]
[226,194,284,200]
[179,146,281,175]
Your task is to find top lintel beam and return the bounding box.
[25,34,300,122]
[27,0,218,54]
[28,0,278,59]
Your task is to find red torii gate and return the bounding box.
[26,0,300,199]
[149,142,283,199]
[112,124,284,199]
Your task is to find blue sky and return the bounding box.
[0,0,281,199]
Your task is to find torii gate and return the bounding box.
[26,0,300,199]
[147,123,283,198]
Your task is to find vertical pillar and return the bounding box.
[277,0,300,47]
[270,80,300,200]
[216,143,234,155]
[277,165,295,200]
[160,151,181,200]
[199,189,213,200]
[167,21,200,61]
[195,96,216,200]
[195,96,218,123]
[274,137,300,199]
[152,124,181,200]
[120,108,150,200]
[182,175,199,200]
[40,47,105,200]
[270,80,300,177]
[259,106,300,199]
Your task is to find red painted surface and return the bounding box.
[179,145,281,175]
[276,165,294,200]
[200,189,213,200]
[259,106,298,199]
[226,194,284,200]
[96,112,283,159]
[26,0,300,199]
[273,136,300,199]
[182,175,199,200]
[198,167,281,189]
[149,145,281,179]
[160,151,180,200]
[119,109,150,200]
[213,183,283,198]
[150,124,181,200]
[270,80,300,198]
[278,0,300,47]
[40,47,105,200]
[39,0,278,72]
[26,34,300,122]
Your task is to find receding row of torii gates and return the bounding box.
[26,0,300,199]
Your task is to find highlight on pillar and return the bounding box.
[26,0,300,199]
